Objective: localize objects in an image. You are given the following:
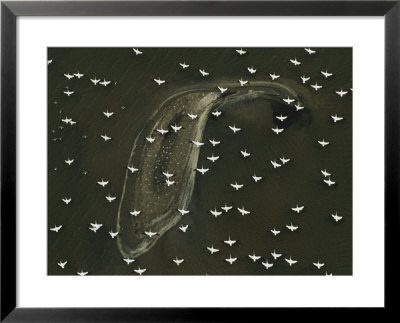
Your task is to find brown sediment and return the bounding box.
[117,82,299,258]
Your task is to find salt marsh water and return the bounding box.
[48,48,352,275]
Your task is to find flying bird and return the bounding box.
[179,62,189,69]
[132,48,143,55]
[50,224,62,232]
[269,72,280,80]
[305,48,316,54]
[153,78,165,85]
[289,58,301,65]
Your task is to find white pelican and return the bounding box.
[331,114,343,122]
[48,59,53,65]
[252,174,262,182]
[331,212,342,222]
[271,160,281,168]
[311,82,323,91]
[224,236,236,247]
[230,182,243,191]
[276,114,287,122]
[238,78,248,86]
[132,48,143,55]
[50,224,62,232]
[61,197,71,205]
[313,260,325,269]
[210,208,222,217]
[199,69,209,76]
[123,257,135,265]
[229,125,241,133]
[171,124,182,132]
[285,256,298,266]
[90,221,102,230]
[209,138,221,146]
[247,66,256,74]
[249,252,261,262]
[262,260,274,269]
[156,128,169,135]
[318,139,330,147]
[103,110,114,118]
[109,230,119,238]
[241,149,250,157]
[295,103,304,111]
[305,48,316,54]
[321,70,333,78]
[218,86,228,93]
[89,226,100,233]
[291,204,304,213]
[58,261,67,269]
[321,169,331,177]
[225,255,237,264]
[90,77,100,85]
[74,71,84,78]
[179,62,189,69]
[144,230,157,238]
[105,194,116,203]
[301,75,310,83]
[77,270,88,276]
[280,156,290,164]
[187,113,198,119]
[178,208,190,215]
[173,257,184,266]
[100,134,111,141]
[207,154,219,163]
[283,96,295,104]
[212,110,222,117]
[289,58,301,65]
[61,117,72,124]
[324,177,335,186]
[335,88,348,97]
[269,72,280,80]
[237,206,250,216]
[162,171,174,178]
[270,228,280,236]
[99,79,111,86]
[153,78,165,85]
[221,204,233,212]
[64,158,74,165]
[179,224,188,232]
[271,250,282,259]
[196,166,209,174]
[272,126,284,134]
[127,166,139,173]
[97,179,109,187]
[130,209,141,216]
[64,73,74,80]
[63,89,74,96]
[192,140,204,147]
[236,48,246,55]
[134,267,146,275]
[207,245,219,254]
[286,223,299,231]
[166,179,175,186]
[146,136,155,143]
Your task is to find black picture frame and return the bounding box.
[1,1,398,321]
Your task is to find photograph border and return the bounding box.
[1,1,399,321]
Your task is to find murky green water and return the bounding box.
[48,48,352,275]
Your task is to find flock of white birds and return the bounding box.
[49,47,350,276]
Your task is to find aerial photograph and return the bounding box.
[48,47,352,275]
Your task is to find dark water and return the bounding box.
[48,48,352,275]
